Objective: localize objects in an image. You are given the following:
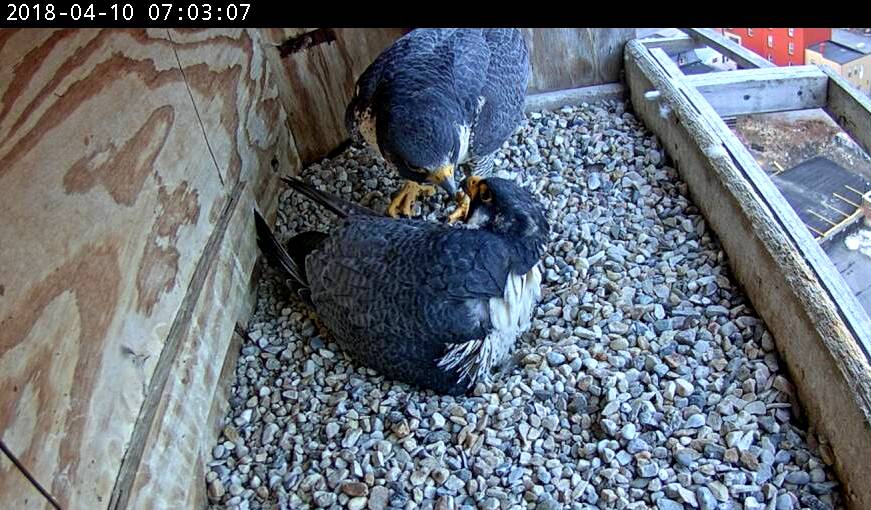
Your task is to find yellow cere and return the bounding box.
[427,164,455,184]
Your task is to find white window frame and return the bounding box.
[788,28,795,37]
[788,42,794,55]
[768,35,774,48]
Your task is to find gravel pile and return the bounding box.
[206,101,844,510]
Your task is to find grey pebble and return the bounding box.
[202,102,844,510]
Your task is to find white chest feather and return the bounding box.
[456,123,472,164]
[437,265,542,386]
[486,265,543,360]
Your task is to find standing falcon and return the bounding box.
[346,28,530,221]
[254,176,548,395]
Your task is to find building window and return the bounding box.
[768,54,774,62]
[767,35,774,47]
[748,28,753,37]
[726,32,742,46]
[788,28,795,37]
[788,42,794,55]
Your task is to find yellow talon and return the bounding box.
[447,192,470,224]
[387,181,435,218]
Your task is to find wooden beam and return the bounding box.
[680,28,775,69]
[820,64,871,159]
[626,41,871,510]
[637,34,702,55]
[682,65,829,116]
[524,82,625,113]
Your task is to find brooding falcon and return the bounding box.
[346,28,530,221]
[254,176,548,395]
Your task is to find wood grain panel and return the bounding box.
[262,28,405,163]
[0,28,290,508]
[521,28,634,94]
[112,28,294,509]
[0,446,53,510]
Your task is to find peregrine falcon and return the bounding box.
[255,176,548,395]
[346,28,530,222]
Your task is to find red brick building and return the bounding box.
[723,28,832,66]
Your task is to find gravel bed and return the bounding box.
[206,101,844,510]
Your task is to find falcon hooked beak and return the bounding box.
[429,164,471,223]
[427,163,457,196]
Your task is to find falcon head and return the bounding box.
[375,97,461,196]
[463,176,549,249]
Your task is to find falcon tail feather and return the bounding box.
[282,177,380,219]
[254,209,308,286]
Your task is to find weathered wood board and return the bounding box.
[0,449,53,509]
[626,40,871,510]
[521,28,634,94]
[820,65,871,163]
[683,65,828,117]
[119,182,262,510]
[0,28,292,509]
[111,28,294,510]
[262,28,406,164]
[524,82,625,113]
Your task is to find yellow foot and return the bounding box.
[447,192,471,224]
[387,181,435,218]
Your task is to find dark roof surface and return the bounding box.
[679,61,717,75]
[773,156,870,236]
[807,40,865,64]
[833,29,871,55]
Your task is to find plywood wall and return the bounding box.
[262,28,407,164]
[0,28,294,509]
[521,28,635,93]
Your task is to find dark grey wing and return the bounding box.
[309,218,507,334]
[444,29,491,122]
[469,29,530,158]
[345,37,401,132]
[305,217,512,393]
[353,29,452,101]
[346,29,459,133]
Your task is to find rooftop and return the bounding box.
[833,28,871,55]
[807,40,865,64]
[679,61,718,75]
